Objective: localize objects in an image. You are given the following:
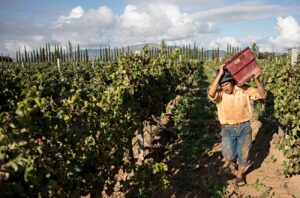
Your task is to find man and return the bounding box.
[208,64,267,186]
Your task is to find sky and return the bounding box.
[1,0,300,56]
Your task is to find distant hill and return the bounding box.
[87,43,160,58]
[207,49,226,58]
[87,43,226,59]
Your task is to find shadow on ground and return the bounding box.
[244,91,278,176]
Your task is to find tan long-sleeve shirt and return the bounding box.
[208,85,266,125]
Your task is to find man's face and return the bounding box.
[221,81,234,94]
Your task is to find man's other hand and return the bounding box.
[254,68,262,79]
[218,63,226,76]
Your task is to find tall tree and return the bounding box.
[251,43,259,58]
[24,46,28,62]
[77,44,80,62]
[68,40,73,62]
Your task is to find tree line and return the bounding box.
[13,41,243,63]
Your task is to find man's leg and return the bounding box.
[236,123,252,185]
[221,127,237,173]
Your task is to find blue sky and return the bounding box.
[1,0,300,56]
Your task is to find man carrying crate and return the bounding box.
[208,64,267,186]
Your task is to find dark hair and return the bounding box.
[220,79,235,86]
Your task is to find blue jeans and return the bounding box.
[221,122,252,166]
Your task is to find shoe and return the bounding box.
[235,177,246,187]
[229,162,237,176]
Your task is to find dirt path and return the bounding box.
[234,120,300,198]
[155,120,300,198]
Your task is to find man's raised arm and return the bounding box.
[208,64,225,98]
[254,69,267,99]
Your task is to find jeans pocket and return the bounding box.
[221,128,232,137]
[242,123,252,135]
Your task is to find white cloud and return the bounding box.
[2,34,52,55]
[4,41,32,54]
[192,3,288,23]
[118,3,216,44]
[70,6,84,18]
[270,16,300,49]
[210,36,240,49]
[55,6,84,27]
[50,3,217,47]
[32,35,44,42]
[43,3,300,49]
[120,5,152,35]
[209,15,300,53]
[52,5,118,45]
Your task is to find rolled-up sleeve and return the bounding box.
[208,90,222,103]
[245,87,267,100]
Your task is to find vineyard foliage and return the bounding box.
[0,49,200,197]
[0,45,299,197]
[260,57,300,175]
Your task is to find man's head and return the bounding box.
[221,81,234,94]
[219,70,235,94]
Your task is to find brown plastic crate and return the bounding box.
[225,47,260,86]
